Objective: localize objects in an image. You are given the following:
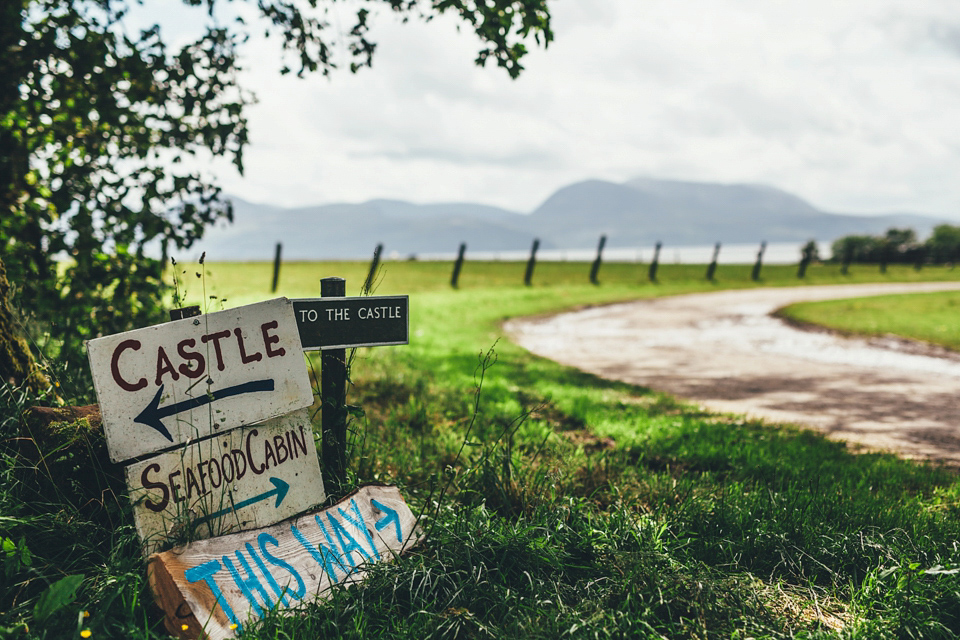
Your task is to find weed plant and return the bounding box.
[2,261,960,638]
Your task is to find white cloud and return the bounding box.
[139,0,960,218]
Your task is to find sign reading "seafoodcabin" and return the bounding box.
[87,298,313,462]
[148,485,421,640]
[126,409,326,554]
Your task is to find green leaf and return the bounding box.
[346,404,366,419]
[33,574,84,623]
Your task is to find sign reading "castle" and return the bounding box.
[87,298,313,462]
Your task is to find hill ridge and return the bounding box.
[182,177,949,260]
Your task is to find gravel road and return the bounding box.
[504,282,960,464]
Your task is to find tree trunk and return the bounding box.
[0,255,51,395]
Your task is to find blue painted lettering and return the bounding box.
[326,512,371,566]
[372,498,403,543]
[315,515,354,573]
[290,524,347,583]
[258,533,306,600]
[223,550,272,616]
[338,500,379,560]
[245,542,295,607]
[184,559,242,630]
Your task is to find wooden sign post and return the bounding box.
[293,287,410,492]
[149,485,421,640]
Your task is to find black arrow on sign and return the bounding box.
[135,379,276,441]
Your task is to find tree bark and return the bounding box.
[0,255,51,394]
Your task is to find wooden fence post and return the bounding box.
[271,242,282,293]
[751,241,766,281]
[451,243,466,288]
[320,277,348,496]
[364,243,383,294]
[589,235,606,285]
[524,238,540,286]
[705,242,720,281]
[648,242,662,282]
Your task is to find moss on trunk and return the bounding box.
[0,255,51,395]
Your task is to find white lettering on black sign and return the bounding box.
[292,296,409,351]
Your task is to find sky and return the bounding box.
[139,0,960,217]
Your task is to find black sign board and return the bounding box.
[292,296,409,351]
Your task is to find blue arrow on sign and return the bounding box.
[194,476,291,528]
[135,379,276,441]
[372,498,402,543]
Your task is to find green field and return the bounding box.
[4,261,960,639]
[780,290,960,351]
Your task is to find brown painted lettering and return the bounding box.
[273,435,289,465]
[184,467,201,501]
[154,345,180,386]
[177,338,206,379]
[262,438,277,470]
[111,339,147,392]
[231,445,247,480]
[141,463,169,512]
[169,470,184,503]
[234,328,263,364]
[260,320,286,358]
[201,329,232,371]
[291,426,308,458]
[247,429,266,474]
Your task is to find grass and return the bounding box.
[4,259,960,638]
[780,289,960,351]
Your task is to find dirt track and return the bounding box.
[504,282,960,465]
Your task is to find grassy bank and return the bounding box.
[3,261,960,638]
[780,289,960,351]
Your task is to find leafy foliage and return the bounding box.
[828,226,960,268]
[0,0,552,389]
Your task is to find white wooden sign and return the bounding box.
[148,485,421,640]
[87,298,313,462]
[126,409,326,555]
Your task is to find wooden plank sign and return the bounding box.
[148,485,421,640]
[126,409,326,555]
[87,298,313,462]
[292,296,409,351]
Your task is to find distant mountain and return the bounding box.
[181,178,951,260]
[526,178,943,247]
